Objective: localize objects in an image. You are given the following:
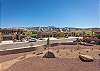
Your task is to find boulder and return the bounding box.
[43,51,56,58]
[79,54,94,62]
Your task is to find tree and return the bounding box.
[83,31,96,37]
[24,31,37,38]
[58,32,65,37]
[82,32,85,37]
[96,34,100,39]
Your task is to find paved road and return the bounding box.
[0,39,70,50]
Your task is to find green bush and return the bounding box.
[96,34,100,39]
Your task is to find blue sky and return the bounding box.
[0,0,100,28]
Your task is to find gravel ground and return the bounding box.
[0,45,100,71]
[49,45,100,49]
[3,57,100,71]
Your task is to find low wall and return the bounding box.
[0,47,37,55]
[50,42,77,47]
[0,42,77,56]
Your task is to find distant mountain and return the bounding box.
[48,26,57,28]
